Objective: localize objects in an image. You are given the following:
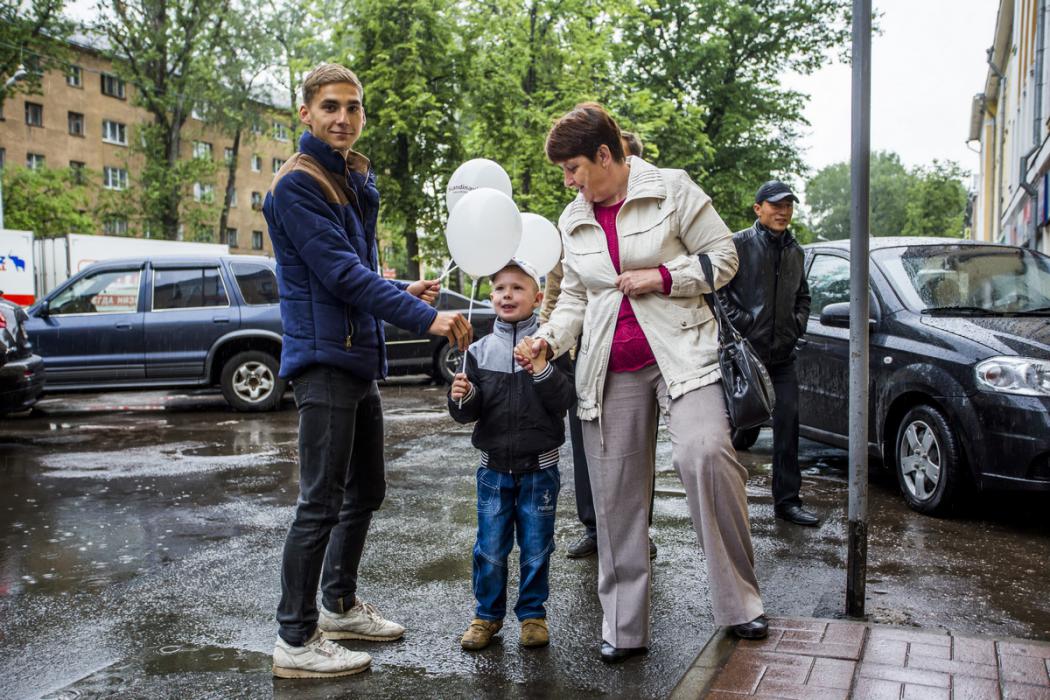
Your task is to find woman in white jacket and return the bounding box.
[518,103,768,662]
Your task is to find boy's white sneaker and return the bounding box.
[319,600,406,641]
[272,628,371,679]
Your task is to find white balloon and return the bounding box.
[447,159,513,214]
[515,213,562,276]
[445,188,522,277]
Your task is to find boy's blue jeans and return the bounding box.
[473,465,560,622]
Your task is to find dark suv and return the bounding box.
[25,256,495,411]
[26,256,287,411]
[0,297,45,416]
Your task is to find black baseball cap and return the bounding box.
[755,180,799,204]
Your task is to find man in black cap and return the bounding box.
[720,180,817,527]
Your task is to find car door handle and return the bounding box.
[114,322,133,330]
[212,316,230,324]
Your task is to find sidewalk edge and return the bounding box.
[669,627,738,700]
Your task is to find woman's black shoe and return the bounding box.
[732,615,769,640]
[600,641,648,663]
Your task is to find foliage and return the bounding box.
[0,0,76,108]
[343,0,465,279]
[805,152,969,240]
[1,165,95,237]
[902,161,970,238]
[461,0,619,224]
[615,0,852,231]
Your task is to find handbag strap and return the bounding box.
[698,254,743,344]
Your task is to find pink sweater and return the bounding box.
[593,200,672,373]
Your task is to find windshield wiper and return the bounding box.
[920,306,998,316]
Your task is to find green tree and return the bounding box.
[615,0,852,230]
[0,0,76,109]
[805,152,968,240]
[344,0,465,280]
[462,0,619,224]
[903,160,969,238]
[1,165,94,237]
[92,0,231,239]
[203,9,279,242]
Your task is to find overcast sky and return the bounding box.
[786,0,1000,181]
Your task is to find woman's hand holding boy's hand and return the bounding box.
[450,373,473,400]
[514,337,548,375]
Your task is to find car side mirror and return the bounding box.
[820,301,877,329]
[37,299,50,318]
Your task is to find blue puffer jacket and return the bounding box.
[264,130,437,380]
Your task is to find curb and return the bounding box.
[669,627,739,700]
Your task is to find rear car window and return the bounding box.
[153,267,229,310]
[231,263,279,305]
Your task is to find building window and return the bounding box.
[227,228,238,248]
[103,166,129,190]
[101,73,126,99]
[250,191,263,210]
[272,157,285,174]
[229,188,237,207]
[103,217,129,236]
[27,153,45,169]
[68,111,85,136]
[25,102,43,127]
[102,120,127,145]
[0,148,5,168]
[67,65,83,88]
[250,119,263,135]
[192,182,214,203]
[224,147,235,165]
[192,141,213,160]
[273,121,289,141]
[70,160,86,184]
[252,230,264,250]
[251,154,261,172]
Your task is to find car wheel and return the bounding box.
[435,342,464,385]
[220,351,286,412]
[893,404,963,516]
[731,426,761,451]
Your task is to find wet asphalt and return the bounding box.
[1,380,1048,699]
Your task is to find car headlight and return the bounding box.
[975,356,1050,397]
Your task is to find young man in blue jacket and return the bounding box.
[265,63,473,679]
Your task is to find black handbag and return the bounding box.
[698,254,776,430]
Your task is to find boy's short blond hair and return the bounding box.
[301,63,364,106]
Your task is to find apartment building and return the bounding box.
[0,39,296,256]
[969,0,1050,254]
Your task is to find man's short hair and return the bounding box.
[545,102,625,164]
[621,130,643,157]
[301,63,364,106]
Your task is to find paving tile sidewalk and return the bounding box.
[672,617,1050,699]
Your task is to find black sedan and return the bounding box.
[738,237,1050,515]
[384,284,496,384]
[0,297,45,416]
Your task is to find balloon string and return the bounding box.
[457,279,477,409]
[438,263,459,284]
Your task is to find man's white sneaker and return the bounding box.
[319,600,405,641]
[272,629,372,679]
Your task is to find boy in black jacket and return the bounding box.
[448,259,575,651]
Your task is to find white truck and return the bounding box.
[0,230,229,306]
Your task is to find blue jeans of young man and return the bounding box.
[473,465,560,622]
[276,365,386,646]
